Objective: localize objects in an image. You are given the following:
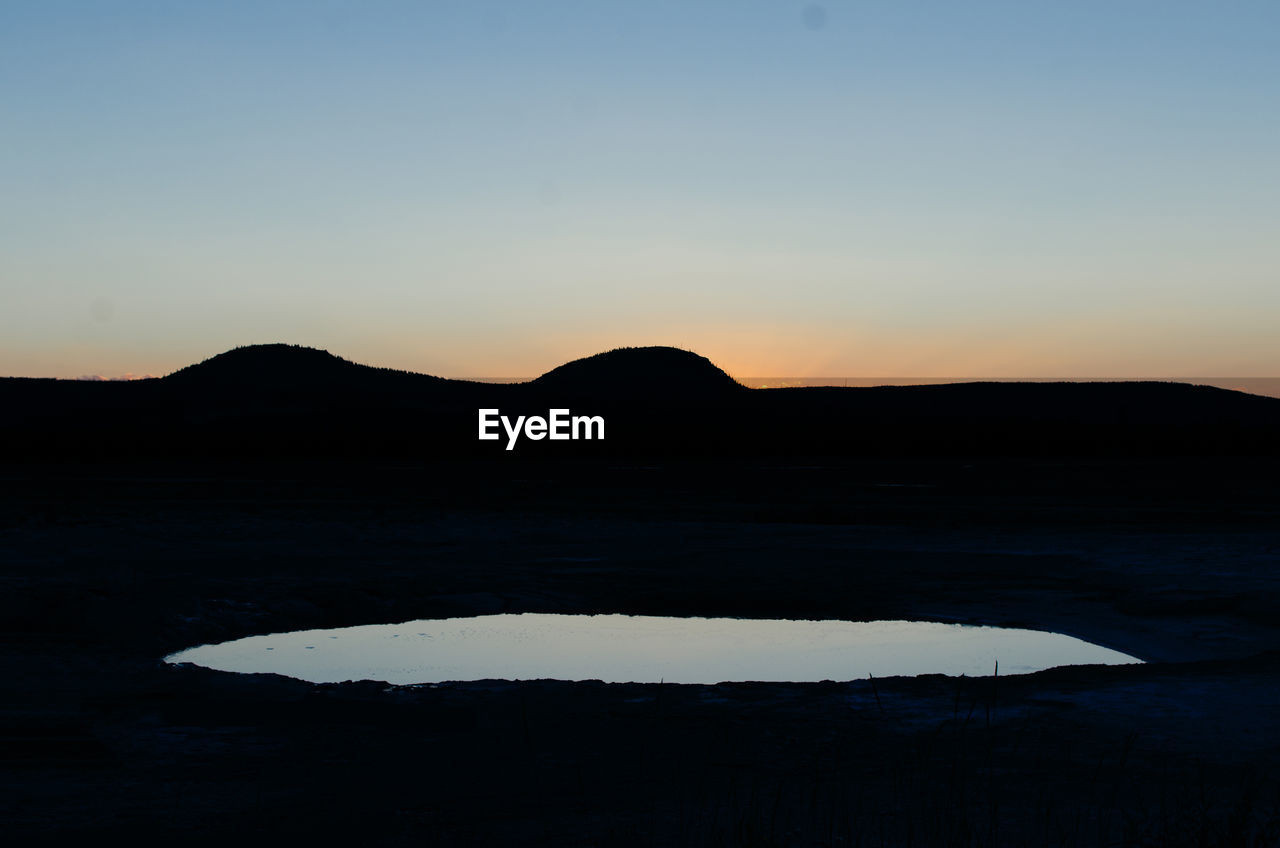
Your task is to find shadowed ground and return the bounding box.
[4,457,1280,845]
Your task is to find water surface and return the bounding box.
[167,614,1141,684]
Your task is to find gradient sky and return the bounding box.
[3,1,1278,380]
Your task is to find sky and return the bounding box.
[3,1,1278,380]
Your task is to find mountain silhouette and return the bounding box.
[2,343,1278,460]
[165,344,443,393]
[531,346,742,398]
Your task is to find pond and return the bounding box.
[165,614,1142,684]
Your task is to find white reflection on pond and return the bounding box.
[166,614,1141,684]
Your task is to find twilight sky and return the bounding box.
[3,1,1278,380]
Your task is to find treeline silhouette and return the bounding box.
[3,344,1278,461]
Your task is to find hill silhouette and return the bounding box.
[531,346,743,398]
[165,344,444,393]
[2,343,1279,460]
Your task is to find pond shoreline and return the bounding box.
[5,456,1280,845]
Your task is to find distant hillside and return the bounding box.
[531,346,743,397]
[2,343,1278,460]
[165,344,444,392]
[747,380,1280,456]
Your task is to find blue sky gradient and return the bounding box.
[3,1,1278,378]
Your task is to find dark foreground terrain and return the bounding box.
[5,456,1280,846]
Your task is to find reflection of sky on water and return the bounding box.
[167,614,1141,685]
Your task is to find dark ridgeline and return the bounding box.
[1,342,1277,461]
[164,343,437,391]
[531,346,744,398]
